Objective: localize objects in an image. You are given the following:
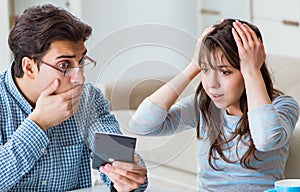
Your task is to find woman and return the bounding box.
[129,19,299,191]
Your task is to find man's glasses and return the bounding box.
[40,55,96,77]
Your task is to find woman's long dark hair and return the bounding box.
[194,19,282,170]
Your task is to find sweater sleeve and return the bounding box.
[129,95,197,136]
[248,95,299,151]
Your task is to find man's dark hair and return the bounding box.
[8,4,92,78]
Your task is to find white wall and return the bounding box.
[3,0,198,83]
[81,0,198,84]
[13,0,82,18]
[0,0,11,72]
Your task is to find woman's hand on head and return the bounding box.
[232,20,266,76]
[190,25,216,69]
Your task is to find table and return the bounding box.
[68,185,109,192]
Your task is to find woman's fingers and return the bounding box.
[243,24,259,42]
[232,27,243,49]
[232,21,248,45]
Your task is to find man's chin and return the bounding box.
[54,84,84,94]
[54,88,71,94]
[54,89,67,94]
[55,85,77,94]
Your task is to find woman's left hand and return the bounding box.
[232,20,266,76]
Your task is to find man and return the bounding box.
[0,4,147,192]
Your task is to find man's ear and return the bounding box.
[22,57,37,79]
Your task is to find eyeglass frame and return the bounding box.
[38,55,97,77]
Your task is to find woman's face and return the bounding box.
[201,49,245,116]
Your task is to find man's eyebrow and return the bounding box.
[55,50,87,60]
[56,55,75,59]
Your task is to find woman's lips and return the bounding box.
[210,93,224,101]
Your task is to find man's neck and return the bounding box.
[14,75,36,107]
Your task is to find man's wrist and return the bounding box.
[28,112,47,131]
[110,182,135,192]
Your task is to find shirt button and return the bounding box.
[42,180,47,185]
[41,148,47,155]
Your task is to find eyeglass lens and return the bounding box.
[65,61,95,76]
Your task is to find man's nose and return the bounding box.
[70,69,85,84]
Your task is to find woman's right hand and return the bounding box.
[191,19,224,69]
[188,24,216,79]
[191,24,216,67]
[147,22,217,111]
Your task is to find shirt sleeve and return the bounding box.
[248,95,299,151]
[129,95,197,136]
[0,118,49,191]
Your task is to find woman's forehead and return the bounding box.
[201,49,231,67]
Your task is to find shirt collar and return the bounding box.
[5,62,34,114]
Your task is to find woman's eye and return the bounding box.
[221,70,231,75]
[201,68,210,73]
[58,62,69,69]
